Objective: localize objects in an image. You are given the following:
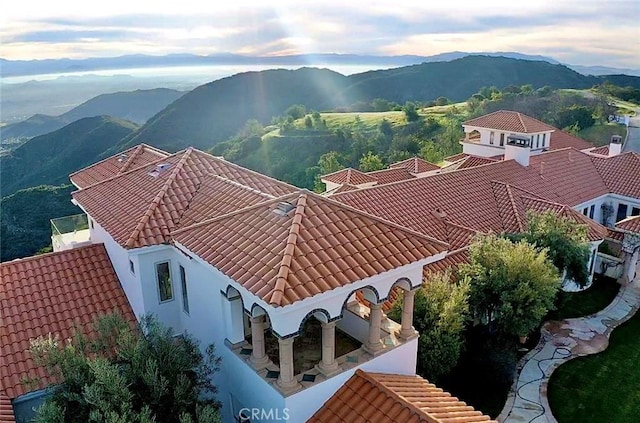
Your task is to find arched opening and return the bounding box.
[466,129,481,143]
[223,285,248,345]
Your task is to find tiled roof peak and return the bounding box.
[463,110,556,133]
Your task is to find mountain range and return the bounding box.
[2,51,639,78]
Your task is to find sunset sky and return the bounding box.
[2,0,639,67]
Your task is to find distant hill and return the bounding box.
[117,56,640,152]
[0,116,138,196]
[0,184,80,261]
[1,88,183,142]
[115,67,351,152]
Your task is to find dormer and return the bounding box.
[461,110,555,158]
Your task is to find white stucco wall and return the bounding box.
[573,193,640,227]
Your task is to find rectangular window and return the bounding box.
[156,262,173,302]
[536,134,540,148]
[90,219,94,229]
[632,207,640,216]
[500,133,505,146]
[589,205,595,219]
[180,265,189,314]
[542,133,546,147]
[616,204,628,222]
[489,131,494,145]
[582,208,588,216]
[129,259,135,274]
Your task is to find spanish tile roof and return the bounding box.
[463,110,556,133]
[591,152,640,199]
[321,168,377,186]
[172,191,447,307]
[390,157,440,174]
[443,152,470,163]
[73,148,296,248]
[424,249,470,276]
[335,148,621,246]
[549,130,593,151]
[309,369,496,423]
[617,215,640,233]
[0,244,136,400]
[324,183,361,196]
[366,167,416,185]
[442,155,499,172]
[588,145,610,156]
[70,144,170,188]
[0,392,14,423]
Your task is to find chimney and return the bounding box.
[609,134,623,157]
[504,135,531,166]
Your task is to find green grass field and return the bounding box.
[549,276,620,321]
[579,123,627,147]
[548,309,640,422]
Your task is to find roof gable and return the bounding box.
[463,110,555,133]
[390,157,440,174]
[321,168,377,185]
[366,167,416,184]
[172,191,447,307]
[309,369,495,423]
[0,244,135,399]
[549,130,593,151]
[591,152,640,199]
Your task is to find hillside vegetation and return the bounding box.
[0,185,80,261]
[1,88,182,143]
[116,56,640,152]
[0,116,138,196]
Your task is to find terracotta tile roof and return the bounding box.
[70,144,170,188]
[617,215,640,233]
[0,392,14,423]
[443,155,500,172]
[366,167,416,185]
[463,110,556,134]
[591,152,640,199]
[443,152,470,163]
[172,191,447,307]
[588,145,609,156]
[321,168,377,186]
[390,157,440,174]
[424,249,470,276]
[73,148,296,249]
[549,130,593,151]
[0,244,136,399]
[324,183,360,196]
[607,228,625,241]
[309,369,496,423]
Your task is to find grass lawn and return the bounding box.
[549,275,620,321]
[578,123,627,147]
[548,309,640,422]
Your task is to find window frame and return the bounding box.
[589,204,595,219]
[489,131,495,145]
[129,259,135,275]
[499,133,505,146]
[180,264,189,315]
[155,261,174,303]
[616,203,628,223]
[632,207,640,216]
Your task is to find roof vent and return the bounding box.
[431,208,447,219]
[117,153,128,163]
[147,163,172,178]
[272,201,296,216]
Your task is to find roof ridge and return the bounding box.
[321,167,354,179]
[125,148,194,248]
[516,111,527,132]
[268,193,307,306]
[0,243,105,270]
[357,370,440,423]
[117,144,145,174]
[505,184,525,232]
[69,144,170,180]
[171,192,301,236]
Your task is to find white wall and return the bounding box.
[574,193,640,227]
[461,141,505,158]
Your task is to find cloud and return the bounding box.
[0,1,638,68]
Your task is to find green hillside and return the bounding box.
[118,56,640,153]
[0,184,80,261]
[1,88,182,143]
[0,116,138,196]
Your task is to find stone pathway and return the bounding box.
[498,277,640,423]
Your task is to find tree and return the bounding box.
[389,271,470,382]
[304,115,313,129]
[435,96,450,106]
[359,152,385,172]
[30,313,221,423]
[515,211,591,287]
[402,102,420,122]
[460,234,560,337]
[284,104,306,120]
[552,105,595,131]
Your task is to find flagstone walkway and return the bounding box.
[498,277,640,422]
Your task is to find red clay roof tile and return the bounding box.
[309,369,496,423]
[591,152,640,199]
[172,191,447,307]
[390,157,440,174]
[549,130,593,151]
[588,145,609,156]
[0,244,135,400]
[321,168,378,186]
[617,215,640,233]
[366,167,417,184]
[0,392,14,423]
[463,110,556,133]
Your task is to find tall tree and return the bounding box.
[358,152,385,172]
[460,234,560,337]
[30,313,221,423]
[389,271,470,382]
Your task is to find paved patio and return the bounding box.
[498,276,640,423]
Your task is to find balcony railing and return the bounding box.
[51,213,91,251]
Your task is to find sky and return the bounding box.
[2,0,639,68]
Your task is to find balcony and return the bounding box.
[51,214,91,252]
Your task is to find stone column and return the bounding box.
[399,289,418,340]
[249,315,270,369]
[316,321,340,377]
[276,337,301,393]
[364,302,384,355]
